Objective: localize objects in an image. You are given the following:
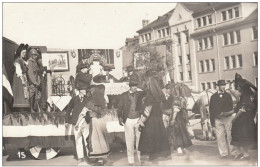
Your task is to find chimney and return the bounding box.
[142,20,150,27]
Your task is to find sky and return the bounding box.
[3,3,176,49]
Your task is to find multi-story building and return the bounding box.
[131,2,258,91]
[187,2,258,91]
[136,9,175,83]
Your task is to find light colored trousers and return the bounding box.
[124,118,141,164]
[74,121,89,159]
[215,115,236,156]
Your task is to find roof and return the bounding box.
[182,2,240,17]
[137,8,174,34]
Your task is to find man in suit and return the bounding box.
[209,80,236,158]
[117,76,145,166]
[75,63,93,92]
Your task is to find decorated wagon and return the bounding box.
[3,82,130,160]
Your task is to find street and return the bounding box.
[3,139,257,166]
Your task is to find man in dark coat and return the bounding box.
[75,63,93,92]
[93,65,118,83]
[117,76,145,165]
[209,80,236,158]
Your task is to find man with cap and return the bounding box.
[75,63,93,92]
[65,87,91,165]
[209,80,236,158]
[117,76,145,166]
[27,48,41,112]
[66,66,94,165]
[93,65,118,83]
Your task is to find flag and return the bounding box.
[3,65,13,103]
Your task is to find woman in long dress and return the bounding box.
[137,70,170,162]
[12,44,30,111]
[231,81,257,160]
[168,95,192,155]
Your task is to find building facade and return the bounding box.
[134,2,257,92]
[189,2,258,91]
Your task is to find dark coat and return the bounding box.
[117,91,146,123]
[209,92,233,127]
[75,71,92,90]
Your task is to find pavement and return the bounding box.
[2,139,258,166]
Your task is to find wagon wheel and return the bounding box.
[29,146,60,160]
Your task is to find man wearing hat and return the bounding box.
[27,48,41,112]
[117,76,145,165]
[209,80,236,158]
[93,65,118,83]
[75,63,93,92]
[65,87,91,165]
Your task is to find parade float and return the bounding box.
[3,49,130,160]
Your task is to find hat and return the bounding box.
[103,65,113,71]
[216,80,227,86]
[129,75,139,86]
[29,48,39,56]
[77,62,90,70]
[126,66,134,72]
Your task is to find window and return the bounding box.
[179,56,182,65]
[253,52,258,66]
[253,26,258,40]
[207,82,211,89]
[141,35,144,42]
[202,16,207,26]
[148,33,151,40]
[197,18,201,28]
[162,29,165,37]
[198,39,202,51]
[237,54,243,67]
[166,28,170,36]
[204,38,208,49]
[213,82,217,89]
[145,34,148,41]
[236,30,241,42]
[184,31,189,43]
[176,33,181,45]
[225,56,230,69]
[208,15,212,24]
[234,7,239,17]
[179,72,183,81]
[223,33,228,45]
[209,36,214,48]
[205,60,210,72]
[200,61,204,72]
[187,54,190,64]
[211,59,215,71]
[201,83,206,91]
[255,78,258,87]
[222,11,227,21]
[228,9,233,19]
[231,55,236,68]
[230,32,234,44]
[158,30,161,38]
[188,71,192,80]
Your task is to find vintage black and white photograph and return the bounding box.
[2,2,258,166]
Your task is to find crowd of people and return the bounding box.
[9,43,257,166]
[63,57,194,165]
